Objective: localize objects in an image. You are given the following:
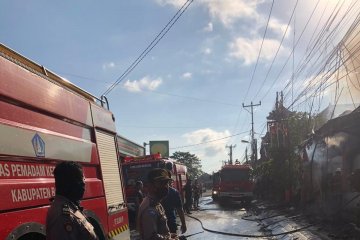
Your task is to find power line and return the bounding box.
[59,71,241,106]
[283,0,353,107]
[252,0,299,101]
[243,0,274,101]
[102,0,194,97]
[229,0,275,144]
[170,130,250,149]
[288,13,360,110]
[119,126,208,129]
[283,0,356,100]
[283,0,342,94]
[290,61,360,110]
[283,0,359,105]
[340,49,357,107]
[260,0,321,102]
[145,89,242,107]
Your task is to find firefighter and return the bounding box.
[192,179,200,209]
[161,171,187,234]
[46,161,98,240]
[331,168,343,212]
[129,180,145,229]
[137,168,178,240]
[135,180,145,213]
[183,179,193,214]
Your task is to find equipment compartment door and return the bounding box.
[95,130,125,212]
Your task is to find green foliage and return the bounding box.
[257,110,312,201]
[171,151,203,179]
[287,112,311,147]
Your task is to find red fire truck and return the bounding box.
[215,164,254,203]
[0,43,130,240]
[211,171,220,201]
[121,154,187,219]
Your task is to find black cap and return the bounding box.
[148,168,172,183]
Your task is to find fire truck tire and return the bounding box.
[6,222,45,240]
[84,210,106,240]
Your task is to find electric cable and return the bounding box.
[230,0,275,145]
[284,0,359,106]
[291,62,360,110]
[285,1,360,110]
[60,71,241,106]
[280,0,357,111]
[259,0,321,102]
[102,0,194,97]
[340,49,356,107]
[243,0,274,102]
[289,35,360,110]
[186,213,314,238]
[170,130,250,149]
[252,0,299,101]
[289,25,360,110]
[282,0,345,95]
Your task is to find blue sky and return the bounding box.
[2,0,360,173]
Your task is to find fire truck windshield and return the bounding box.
[123,162,159,186]
[221,169,251,181]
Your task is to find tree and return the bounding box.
[258,103,312,201]
[171,151,203,179]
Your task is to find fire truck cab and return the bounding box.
[122,154,187,204]
[0,43,130,240]
[211,171,220,201]
[121,153,187,226]
[216,164,254,203]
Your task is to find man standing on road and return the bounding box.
[161,171,187,234]
[192,179,200,209]
[135,180,145,212]
[183,179,193,214]
[137,168,178,240]
[46,161,98,240]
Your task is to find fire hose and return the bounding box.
[185,213,314,238]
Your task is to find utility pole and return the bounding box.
[143,142,149,155]
[226,144,236,165]
[242,101,261,164]
[245,147,248,163]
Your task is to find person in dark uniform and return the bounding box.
[161,171,187,234]
[46,161,98,240]
[135,180,145,211]
[137,168,178,240]
[183,179,192,214]
[192,179,200,209]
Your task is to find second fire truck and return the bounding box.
[121,154,187,213]
[212,163,254,204]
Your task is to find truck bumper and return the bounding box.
[218,192,253,200]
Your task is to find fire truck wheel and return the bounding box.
[84,210,106,240]
[17,233,45,240]
[7,222,45,240]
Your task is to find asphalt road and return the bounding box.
[131,190,331,239]
[182,192,268,240]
